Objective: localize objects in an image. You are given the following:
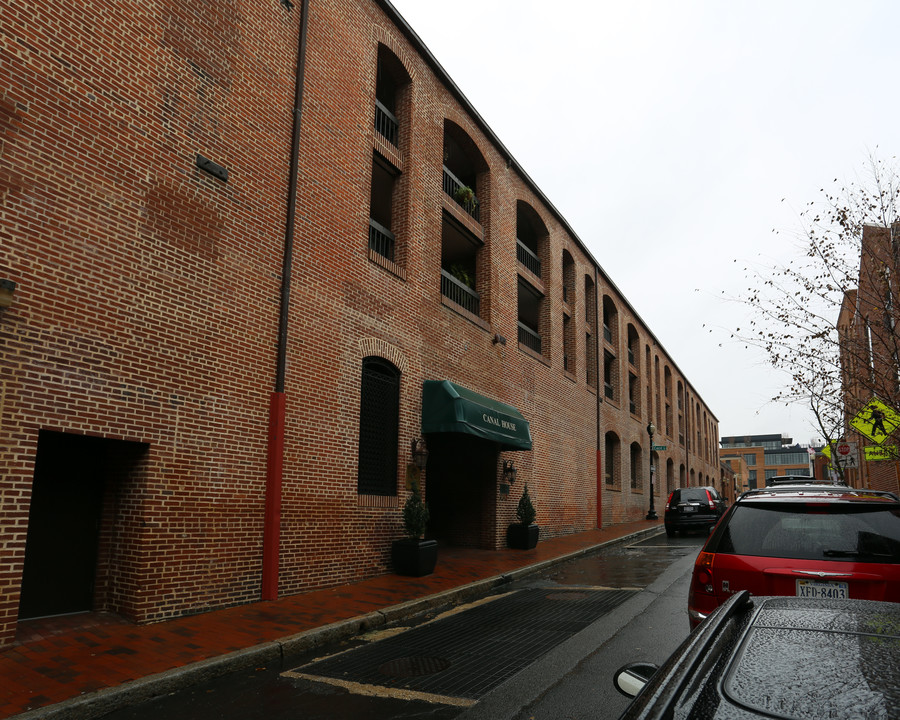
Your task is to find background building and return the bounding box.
[719,434,813,489]
[838,224,900,494]
[0,0,720,648]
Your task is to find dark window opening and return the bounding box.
[357,357,400,496]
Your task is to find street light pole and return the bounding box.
[646,423,658,520]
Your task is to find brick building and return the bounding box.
[837,224,900,494]
[0,0,720,648]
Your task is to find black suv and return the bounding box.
[663,486,726,536]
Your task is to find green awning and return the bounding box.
[421,380,532,451]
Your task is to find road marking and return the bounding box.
[282,671,476,707]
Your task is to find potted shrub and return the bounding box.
[449,262,475,290]
[391,480,438,576]
[453,185,477,213]
[507,484,539,549]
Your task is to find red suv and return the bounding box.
[688,483,900,628]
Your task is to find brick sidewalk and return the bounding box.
[1,519,661,719]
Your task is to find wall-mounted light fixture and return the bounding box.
[492,333,507,346]
[410,437,429,470]
[0,280,16,309]
[502,459,517,484]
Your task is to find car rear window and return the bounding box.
[675,488,710,503]
[712,503,900,562]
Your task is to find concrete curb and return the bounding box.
[13,525,663,720]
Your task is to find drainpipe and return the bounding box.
[263,0,310,601]
[594,264,602,529]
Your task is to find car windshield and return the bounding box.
[713,503,900,562]
[676,489,710,503]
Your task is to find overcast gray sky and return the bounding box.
[387,0,898,446]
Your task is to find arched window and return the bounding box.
[630,442,642,489]
[357,357,400,496]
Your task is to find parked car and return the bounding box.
[688,484,900,628]
[614,591,900,719]
[765,474,821,486]
[663,486,726,536]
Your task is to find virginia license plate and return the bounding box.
[796,579,848,600]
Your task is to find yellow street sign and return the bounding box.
[850,398,900,445]
[865,445,900,461]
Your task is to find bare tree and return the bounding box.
[730,153,900,480]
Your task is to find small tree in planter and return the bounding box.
[507,484,539,549]
[391,477,438,576]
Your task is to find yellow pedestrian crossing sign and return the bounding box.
[850,398,900,445]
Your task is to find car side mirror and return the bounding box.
[613,662,658,698]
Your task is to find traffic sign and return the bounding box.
[833,441,859,468]
[865,445,899,461]
[850,398,900,444]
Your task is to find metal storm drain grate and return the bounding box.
[378,656,452,678]
[285,587,637,703]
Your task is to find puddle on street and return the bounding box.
[544,537,705,588]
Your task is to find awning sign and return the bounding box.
[421,380,532,451]
[850,398,900,445]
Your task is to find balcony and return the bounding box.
[441,269,480,316]
[516,239,541,278]
[518,322,541,354]
[374,99,398,147]
[603,324,613,343]
[368,218,395,261]
[605,383,615,400]
[443,165,480,222]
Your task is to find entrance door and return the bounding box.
[18,432,107,619]
[425,434,497,548]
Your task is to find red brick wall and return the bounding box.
[0,0,721,648]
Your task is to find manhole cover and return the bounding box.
[378,656,451,678]
[545,591,589,601]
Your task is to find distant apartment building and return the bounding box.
[720,434,813,490]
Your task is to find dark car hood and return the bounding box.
[722,598,900,718]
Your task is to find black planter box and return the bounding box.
[391,538,438,576]
[507,523,539,549]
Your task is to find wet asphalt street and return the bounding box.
[99,531,706,720]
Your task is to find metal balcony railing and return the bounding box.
[518,322,541,354]
[368,218,395,261]
[442,165,480,222]
[441,269,480,316]
[605,383,615,400]
[516,239,541,277]
[374,99,398,147]
[603,324,613,343]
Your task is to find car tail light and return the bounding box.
[705,489,716,511]
[693,551,716,595]
[688,551,719,629]
[665,491,675,511]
